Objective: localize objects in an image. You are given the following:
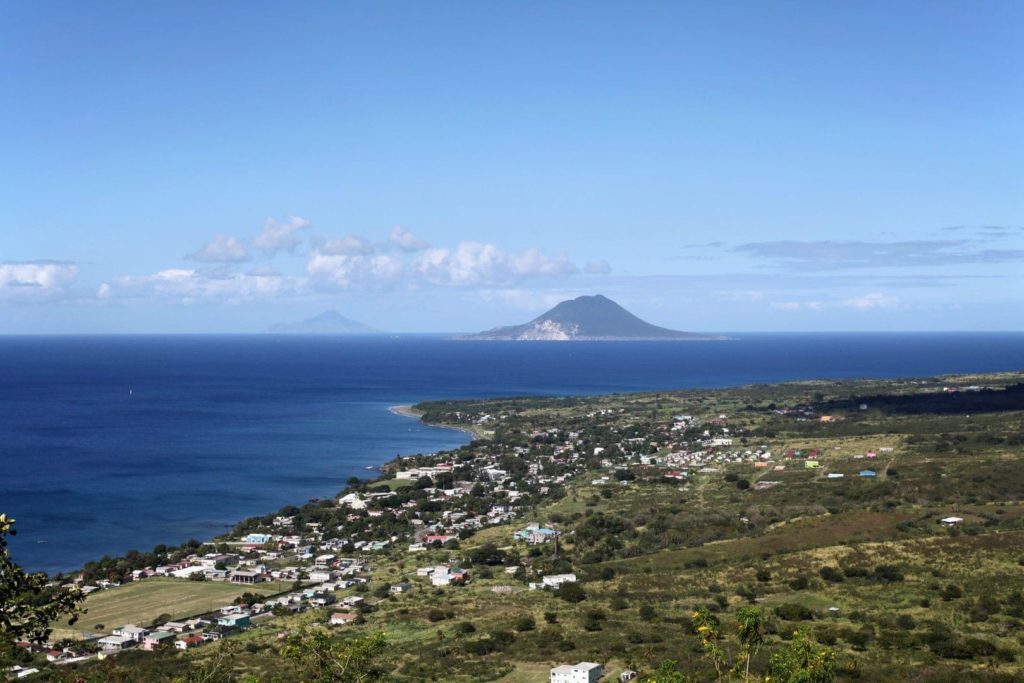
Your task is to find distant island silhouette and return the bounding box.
[268,310,378,334]
[463,294,725,340]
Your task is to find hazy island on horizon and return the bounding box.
[267,310,378,335]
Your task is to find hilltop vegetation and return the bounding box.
[11,372,1024,682]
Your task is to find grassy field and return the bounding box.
[55,579,256,638]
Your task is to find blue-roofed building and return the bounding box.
[514,525,559,545]
[859,470,877,478]
[244,533,273,545]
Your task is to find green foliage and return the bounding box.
[767,629,837,683]
[0,513,85,663]
[282,629,389,682]
[555,581,586,603]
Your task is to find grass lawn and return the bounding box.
[55,578,257,638]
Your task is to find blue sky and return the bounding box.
[1,1,1021,333]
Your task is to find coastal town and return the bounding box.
[6,375,1024,681]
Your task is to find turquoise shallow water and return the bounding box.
[2,332,1022,573]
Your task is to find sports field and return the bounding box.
[54,578,263,638]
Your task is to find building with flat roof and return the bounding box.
[550,661,603,683]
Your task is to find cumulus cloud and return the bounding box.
[306,250,404,290]
[97,222,602,303]
[388,226,429,252]
[187,234,250,263]
[416,242,576,286]
[0,261,78,299]
[584,260,612,275]
[254,215,311,255]
[97,268,302,303]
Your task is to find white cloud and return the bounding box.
[388,226,429,252]
[584,260,612,275]
[254,215,311,255]
[415,241,576,286]
[313,235,375,256]
[97,223,599,304]
[306,250,403,290]
[0,261,78,299]
[187,234,250,263]
[98,268,302,303]
[770,292,899,312]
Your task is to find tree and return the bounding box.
[1,514,85,665]
[644,659,694,683]
[692,607,727,681]
[555,582,586,603]
[282,629,389,682]
[735,607,765,681]
[767,629,837,683]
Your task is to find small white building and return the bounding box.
[112,624,148,641]
[97,635,134,651]
[330,612,359,626]
[550,662,603,683]
[542,573,577,588]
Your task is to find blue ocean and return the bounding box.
[2,333,1023,574]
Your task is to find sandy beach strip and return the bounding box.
[389,404,483,440]
[389,404,424,419]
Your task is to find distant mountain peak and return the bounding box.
[465,294,722,341]
[268,310,377,334]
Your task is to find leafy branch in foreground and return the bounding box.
[281,629,389,682]
[1,513,85,663]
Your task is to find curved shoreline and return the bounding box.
[389,404,484,440]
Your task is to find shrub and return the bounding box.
[941,584,963,601]
[555,582,586,603]
[872,564,904,583]
[639,604,657,621]
[895,614,917,630]
[775,603,814,621]
[819,566,844,583]
[514,615,536,632]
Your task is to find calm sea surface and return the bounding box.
[2,333,1022,573]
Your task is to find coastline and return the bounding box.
[389,403,485,440]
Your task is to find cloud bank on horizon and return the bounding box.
[4,218,1023,333]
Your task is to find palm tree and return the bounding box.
[735,607,765,681]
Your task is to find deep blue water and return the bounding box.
[2,333,1023,573]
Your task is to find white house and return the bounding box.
[97,635,134,651]
[338,493,367,510]
[550,662,603,683]
[542,574,577,588]
[330,612,359,626]
[112,624,148,641]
